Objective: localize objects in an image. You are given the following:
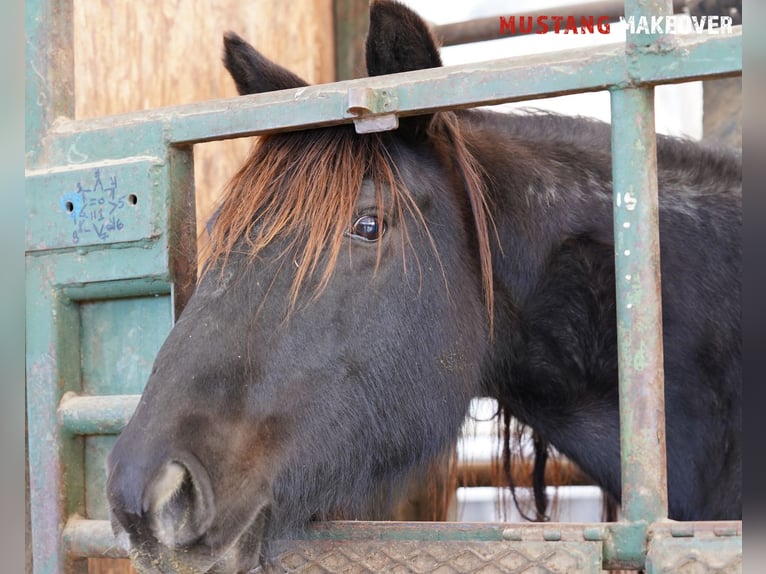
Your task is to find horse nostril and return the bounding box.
[142,456,216,548]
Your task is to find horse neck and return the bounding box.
[459,109,616,303]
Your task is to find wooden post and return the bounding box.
[333,0,369,80]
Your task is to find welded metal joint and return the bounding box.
[623,0,677,82]
[604,522,648,570]
[346,86,399,133]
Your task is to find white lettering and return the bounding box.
[665,16,675,33]
[636,15,649,34]
[677,16,691,34]
[619,16,636,34]
[691,15,707,33]
[568,13,732,35]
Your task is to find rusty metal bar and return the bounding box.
[63,517,741,570]
[38,28,740,160]
[609,0,673,527]
[25,0,74,167]
[610,86,668,523]
[625,0,675,47]
[432,0,687,46]
[58,394,141,436]
[26,8,81,574]
[62,517,127,559]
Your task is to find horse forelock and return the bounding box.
[200,113,495,324]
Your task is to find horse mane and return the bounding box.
[200,112,495,326]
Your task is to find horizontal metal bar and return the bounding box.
[46,29,740,151]
[58,393,140,435]
[300,521,609,543]
[649,521,742,538]
[63,517,741,569]
[62,517,127,559]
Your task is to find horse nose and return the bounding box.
[143,456,216,547]
[107,450,216,549]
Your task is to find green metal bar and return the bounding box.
[58,394,140,436]
[62,517,127,559]
[39,29,740,163]
[624,0,673,48]
[63,517,741,570]
[26,269,85,574]
[611,86,667,524]
[25,1,83,570]
[25,0,73,168]
[609,0,672,529]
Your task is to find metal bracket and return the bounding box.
[346,87,399,134]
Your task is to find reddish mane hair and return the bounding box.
[200,111,495,325]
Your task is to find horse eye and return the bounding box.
[348,215,386,242]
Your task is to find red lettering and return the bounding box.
[502,14,611,35]
[499,16,515,35]
[580,16,595,33]
[537,15,549,34]
[597,16,611,33]
[519,16,533,35]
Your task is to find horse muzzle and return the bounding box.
[107,453,270,573]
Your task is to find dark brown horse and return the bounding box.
[106,1,741,572]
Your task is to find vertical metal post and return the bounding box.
[624,0,674,48]
[610,0,673,526]
[611,86,668,524]
[26,1,83,573]
[25,0,74,168]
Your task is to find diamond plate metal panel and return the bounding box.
[263,540,603,574]
[646,536,742,574]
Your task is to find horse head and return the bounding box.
[106,2,492,571]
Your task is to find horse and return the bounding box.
[106,1,742,572]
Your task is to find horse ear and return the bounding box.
[223,31,308,95]
[366,0,442,141]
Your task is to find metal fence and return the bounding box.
[25,0,742,572]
